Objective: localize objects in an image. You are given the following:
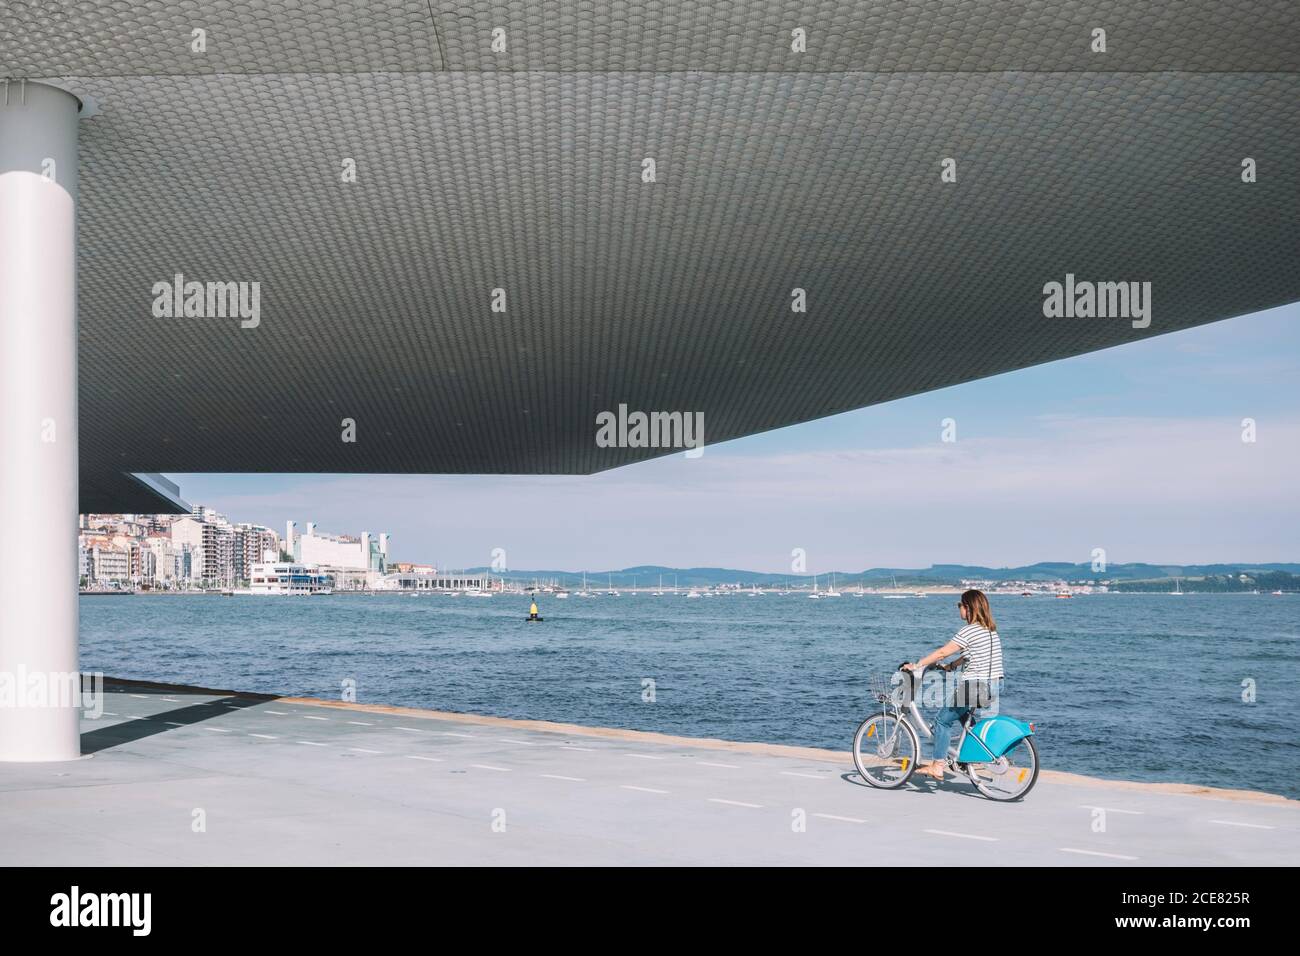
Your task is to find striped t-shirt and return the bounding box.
[953,623,1004,681]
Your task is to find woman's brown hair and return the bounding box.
[960,589,997,631]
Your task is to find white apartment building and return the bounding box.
[89,545,130,583]
[234,524,281,583]
[172,515,236,586]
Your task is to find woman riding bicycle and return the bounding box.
[903,589,1004,781]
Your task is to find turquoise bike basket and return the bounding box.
[957,714,1033,762]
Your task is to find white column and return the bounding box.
[0,80,83,761]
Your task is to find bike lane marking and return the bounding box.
[1208,819,1274,829]
[1058,847,1139,860]
[1079,804,1143,815]
[923,829,997,841]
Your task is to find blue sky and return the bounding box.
[175,301,1299,572]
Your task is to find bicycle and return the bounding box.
[852,663,1039,801]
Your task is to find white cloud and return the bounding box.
[199,416,1300,571]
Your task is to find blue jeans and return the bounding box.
[932,678,1002,761]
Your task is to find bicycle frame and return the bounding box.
[896,667,1001,764]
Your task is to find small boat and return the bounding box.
[808,575,822,599]
[686,589,702,599]
[554,589,570,599]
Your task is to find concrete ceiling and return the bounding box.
[3,2,1297,513]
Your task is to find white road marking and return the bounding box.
[625,753,665,760]
[698,761,740,769]
[396,727,425,733]
[161,697,179,702]
[248,733,278,740]
[405,755,443,762]
[622,785,670,794]
[924,829,997,842]
[1059,847,1139,860]
[780,771,825,780]
[130,694,148,699]
[562,745,596,752]
[162,721,184,727]
[265,710,288,715]
[540,774,586,782]
[471,764,511,772]
[813,813,866,824]
[1079,805,1144,815]
[204,727,231,733]
[102,712,117,716]
[121,715,145,721]
[708,798,763,808]
[501,738,538,746]
[297,740,327,747]
[1209,819,1275,830]
[442,732,474,738]
[303,716,329,721]
[349,747,383,754]
[347,721,373,726]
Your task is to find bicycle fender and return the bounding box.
[958,715,1034,762]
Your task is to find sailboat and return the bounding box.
[577,572,595,597]
[606,573,619,597]
[652,574,664,597]
[883,574,909,598]
[824,572,842,597]
[808,575,822,599]
[1169,577,1185,595]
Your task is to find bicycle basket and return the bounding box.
[867,672,905,704]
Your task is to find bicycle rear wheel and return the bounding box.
[852,713,919,789]
[966,735,1039,801]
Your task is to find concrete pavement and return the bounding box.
[0,680,1294,865]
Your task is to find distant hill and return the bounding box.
[447,562,1300,589]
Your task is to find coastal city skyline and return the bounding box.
[79,504,1296,594]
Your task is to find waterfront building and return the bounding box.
[89,545,130,584]
[246,562,334,596]
[171,515,236,587]
[234,524,281,584]
[293,520,389,573]
[375,572,490,592]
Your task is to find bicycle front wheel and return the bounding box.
[852,713,920,789]
[966,735,1039,801]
